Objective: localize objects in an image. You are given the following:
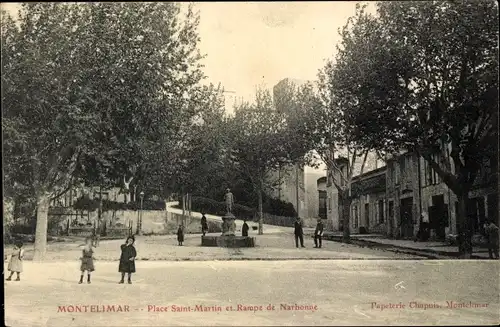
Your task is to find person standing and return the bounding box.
[177,225,185,246]
[294,217,305,248]
[79,237,95,284]
[484,219,499,259]
[201,213,208,236]
[119,236,137,284]
[242,219,249,237]
[6,242,24,281]
[314,219,324,248]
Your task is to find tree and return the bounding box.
[332,1,498,257]
[296,73,370,242]
[228,89,308,234]
[2,3,206,260]
[173,83,229,198]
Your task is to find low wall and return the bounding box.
[255,213,295,227]
[137,211,222,235]
[61,209,222,236]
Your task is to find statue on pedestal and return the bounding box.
[222,189,236,236]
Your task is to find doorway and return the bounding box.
[430,195,448,240]
[487,194,498,225]
[400,197,414,239]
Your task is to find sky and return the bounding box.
[194,2,374,100]
[1,2,375,100]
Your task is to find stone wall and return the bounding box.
[62,210,222,236]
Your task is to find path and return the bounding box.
[5,233,424,262]
[5,260,499,326]
[166,201,293,234]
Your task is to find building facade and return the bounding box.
[318,149,499,240]
[266,163,306,218]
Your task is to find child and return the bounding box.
[177,225,185,246]
[119,236,136,284]
[79,237,95,284]
[6,242,24,281]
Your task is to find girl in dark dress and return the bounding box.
[177,225,185,246]
[79,237,95,284]
[242,220,249,237]
[119,236,137,284]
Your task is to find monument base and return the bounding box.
[201,235,256,248]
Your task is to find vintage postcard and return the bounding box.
[3,1,499,326]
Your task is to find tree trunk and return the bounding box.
[98,185,103,223]
[456,192,473,259]
[33,192,50,261]
[258,187,264,235]
[341,192,352,243]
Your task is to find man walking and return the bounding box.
[314,218,324,248]
[294,217,305,248]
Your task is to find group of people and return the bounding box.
[79,235,137,284]
[294,217,324,248]
[5,236,138,284]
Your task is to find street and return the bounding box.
[5,260,499,326]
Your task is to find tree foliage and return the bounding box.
[2,3,207,259]
[329,1,499,256]
[227,88,310,234]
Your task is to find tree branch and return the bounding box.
[358,150,369,175]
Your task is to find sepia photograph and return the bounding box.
[2,1,499,326]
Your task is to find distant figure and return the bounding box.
[294,217,305,248]
[314,218,324,248]
[177,225,185,246]
[79,237,95,284]
[224,188,234,214]
[119,236,137,284]
[6,242,24,281]
[201,213,208,236]
[484,219,499,259]
[415,211,430,242]
[242,219,249,237]
[92,225,100,247]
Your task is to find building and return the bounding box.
[305,170,325,220]
[319,152,385,232]
[317,148,498,240]
[266,164,307,219]
[386,150,498,240]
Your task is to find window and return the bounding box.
[425,154,440,186]
[389,201,394,221]
[378,200,384,223]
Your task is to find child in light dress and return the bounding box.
[6,242,24,281]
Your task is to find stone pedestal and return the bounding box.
[201,235,256,248]
[200,212,256,248]
[222,213,237,236]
